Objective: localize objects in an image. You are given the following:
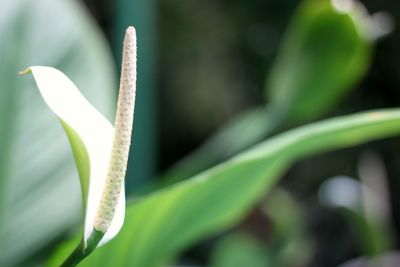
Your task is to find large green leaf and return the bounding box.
[161,0,374,184]
[50,109,400,266]
[266,0,372,122]
[0,0,116,265]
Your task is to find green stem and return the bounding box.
[60,229,104,267]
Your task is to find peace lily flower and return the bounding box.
[21,27,137,264]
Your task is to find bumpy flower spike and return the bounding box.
[63,26,137,266]
[94,26,137,234]
[22,26,137,266]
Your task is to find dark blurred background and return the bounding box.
[80,0,400,169]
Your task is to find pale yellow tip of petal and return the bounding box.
[18,68,32,75]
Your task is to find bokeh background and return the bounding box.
[2,0,400,266]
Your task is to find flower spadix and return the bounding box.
[23,26,137,248]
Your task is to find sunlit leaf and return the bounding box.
[50,109,400,267]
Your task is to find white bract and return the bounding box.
[24,27,137,247]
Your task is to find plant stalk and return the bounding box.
[60,229,104,267]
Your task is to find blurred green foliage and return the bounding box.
[210,188,312,267]
[1,0,399,266]
[211,233,270,267]
[266,0,371,122]
[0,0,116,265]
[161,0,372,185]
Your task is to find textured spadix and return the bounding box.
[94,26,137,235]
[25,26,137,247]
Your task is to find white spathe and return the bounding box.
[29,66,125,246]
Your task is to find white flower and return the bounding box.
[23,26,137,248]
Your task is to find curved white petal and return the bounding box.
[28,66,125,246]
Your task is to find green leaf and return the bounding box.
[0,0,116,265]
[266,0,372,122]
[51,109,400,267]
